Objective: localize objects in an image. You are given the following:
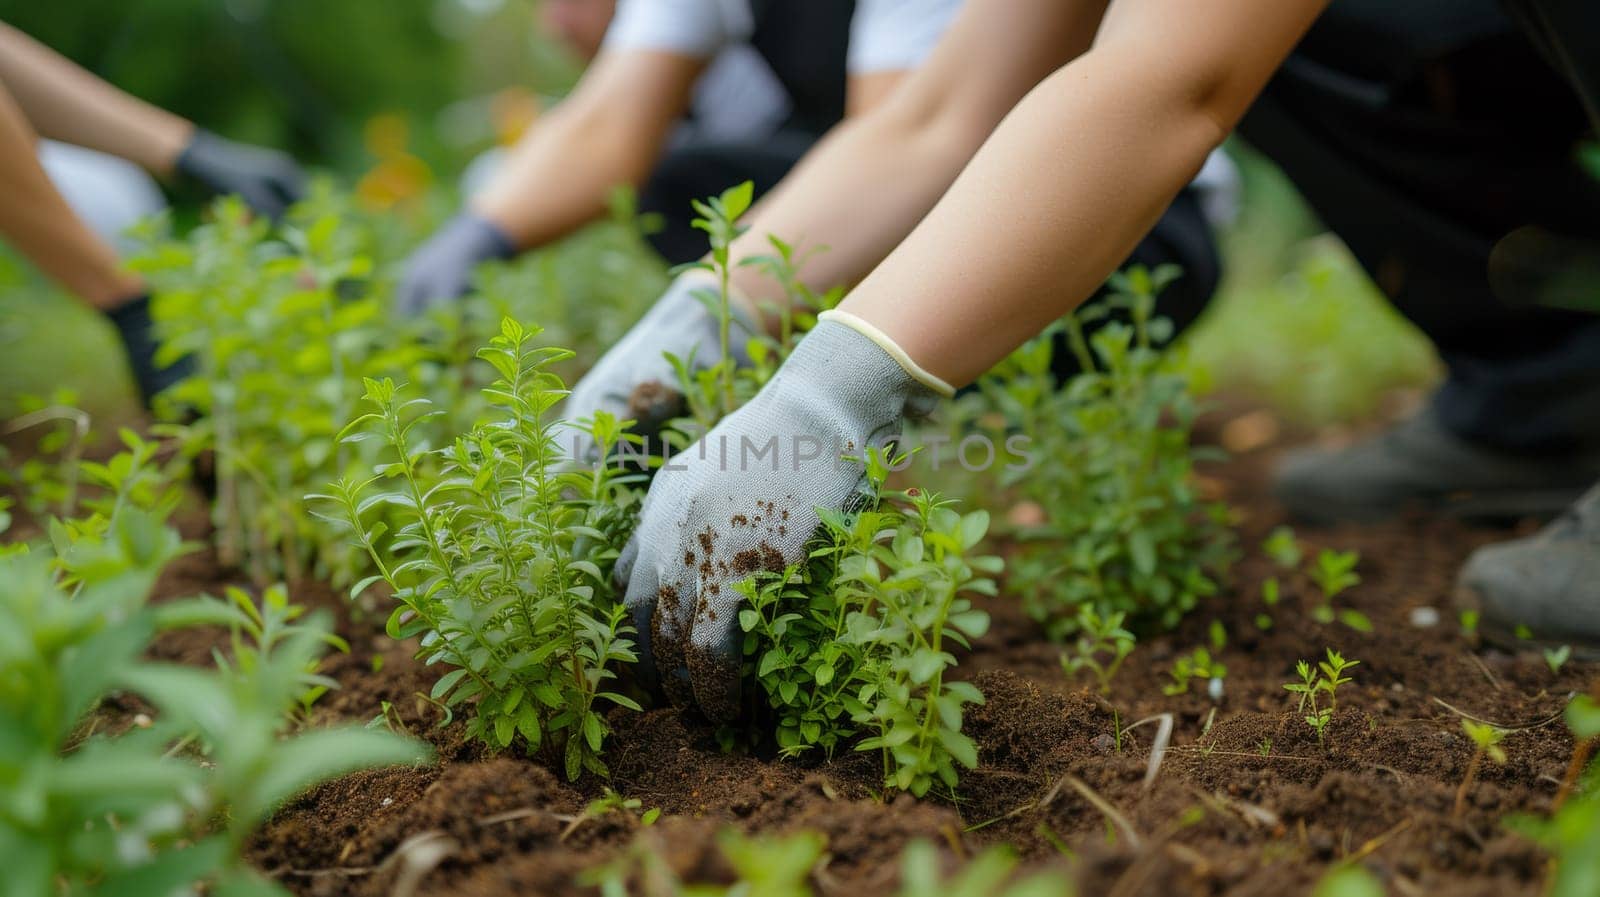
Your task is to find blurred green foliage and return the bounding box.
[1181,143,1441,426]
[0,0,577,170]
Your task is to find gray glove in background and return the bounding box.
[395,212,517,315]
[562,272,757,464]
[175,128,306,220]
[613,315,942,721]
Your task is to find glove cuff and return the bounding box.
[104,294,193,407]
[816,309,955,398]
[173,127,213,179]
[453,212,518,260]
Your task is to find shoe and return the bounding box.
[1272,406,1600,524]
[1455,482,1600,659]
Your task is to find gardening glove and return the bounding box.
[104,293,193,408]
[394,212,517,315]
[613,311,953,721]
[175,128,306,220]
[562,270,758,465]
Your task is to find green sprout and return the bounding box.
[1454,720,1507,819]
[1283,649,1360,745]
[1060,606,1137,694]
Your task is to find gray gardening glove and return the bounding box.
[395,212,517,315]
[562,271,757,465]
[613,312,952,721]
[175,128,306,220]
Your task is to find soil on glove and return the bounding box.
[73,405,1597,896]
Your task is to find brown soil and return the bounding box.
[35,405,1595,896]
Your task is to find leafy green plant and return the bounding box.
[583,828,826,897]
[1060,606,1136,694]
[1283,649,1359,744]
[895,840,1074,897]
[1256,576,1280,631]
[1309,549,1360,624]
[952,264,1235,638]
[1545,646,1573,675]
[663,182,835,441]
[1163,647,1227,699]
[201,582,349,725]
[1311,865,1383,897]
[736,454,995,796]
[1507,692,1598,897]
[318,319,642,779]
[584,831,1071,897]
[1455,720,1508,818]
[4,392,91,517]
[134,197,442,588]
[1262,525,1302,569]
[0,448,424,897]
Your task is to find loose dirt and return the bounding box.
[63,407,1594,895]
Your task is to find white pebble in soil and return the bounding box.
[1408,606,1441,628]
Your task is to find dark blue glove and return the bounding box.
[175,128,306,220]
[395,212,517,315]
[104,294,193,408]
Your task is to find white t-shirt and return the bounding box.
[605,0,964,75]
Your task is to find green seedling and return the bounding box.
[1460,609,1481,638]
[131,189,666,592]
[0,443,424,897]
[1258,737,1273,758]
[949,265,1234,638]
[738,452,995,796]
[319,319,643,780]
[895,840,1074,897]
[1256,577,1280,631]
[1283,649,1360,745]
[1060,606,1136,694]
[672,181,755,420]
[1545,646,1573,675]
[1455,720,1507,819]
[1507,693,1600,897]
[585,828,825,897]
[1262,525,1302,569]
[1312,865,1383,897]
[562,788,659,841]
[1309,548,1360,625]
[1164,647,1227,700]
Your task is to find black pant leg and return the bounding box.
[1237,2,1600,454]
[1048,189,1222,382]
[637,131,818,266]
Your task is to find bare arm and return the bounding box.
[471,49,704,250]
[0,81,141,307]
[839,0,1329,386]
[0,23,192,176]
[726,0,1109,321]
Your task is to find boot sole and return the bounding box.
[1453,582,1600,663]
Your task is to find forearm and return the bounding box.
[725,0,1104,324]
[841,0,1327,387]
[0,84,141,307]
[471,50,697,250]
[725,103,991,321]
[470,107,660,249]
[0,23,192,175]
[842,55,1227,387]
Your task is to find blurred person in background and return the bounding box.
[0,22,306,407]
[398,0,963,311]
[563,0,1600,718]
